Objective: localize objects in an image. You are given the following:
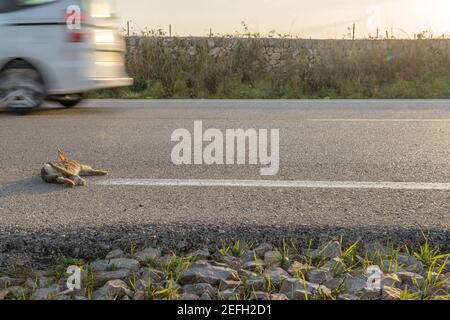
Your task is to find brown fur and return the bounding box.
[41,149,108,187]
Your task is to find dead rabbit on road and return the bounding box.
[41,149,108,187]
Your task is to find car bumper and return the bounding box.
[47,76,133,95]
[91,77,134,90]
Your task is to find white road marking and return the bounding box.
[97,179,450,191]
[308,119,450,122]
[77,99,450,111]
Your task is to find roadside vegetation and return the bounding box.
[1,236,448,300]
[92,30,450,100]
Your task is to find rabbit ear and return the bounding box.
[57,148,67,161]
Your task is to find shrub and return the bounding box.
[95,37,450,99]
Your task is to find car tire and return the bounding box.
[0,62,45,113]
[59,97,83,108]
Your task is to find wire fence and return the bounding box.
[121,21,450,40]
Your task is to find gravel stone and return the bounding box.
[192,249,211,261]
[264,251,282,265]
[177,293,200,300]
[270,293,289,300]
[320,241,342,259]
[359,287,382,300]
[90,260,111,272]
[303,248,321,258]
[26,277,53,290]
[0,276,21,288]
[31,284,61,300]
[287,261,310,276]
[252,291,270,300]
[220,255,241,269]
[135,247,161,264]
[7,286,29,298]
[182,283,216,297]
[307,268,331,284]
[180,264,237,285]
[382,286,402,300]
[254,243,273,258]
[108,258,140,271]
[192,260,210,267]
[92,280,132,300]
[105,249,124,260]
[344,272,367,294]
[264,267,290,285]
[158,254,172,265]
[242,260,265,272]
[219,289,240,300]
[162,279,181,290]
[140,268,164,284]
[132,290,146,300]
[279,278,331,299]
[397,254,422,269]
[25,278,39,290]
[365,242,391,257]
[338,293,360,300]
[240,250,257,264]
[96,269,131,282]
[200,292,213,300]
[429,285,449,296]
[246,276,268,291]
[0,289,9,300]
[219,280,242,290]
[396,271,424,287]
[382,273,401,287]
[323,277,344,290]
[323,258,346,274]
[380,260,402,273]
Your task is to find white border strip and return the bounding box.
[96,179,450,190]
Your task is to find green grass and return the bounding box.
[85,268,103,300]
[146,252,194,283]
[93,75,450,100]
[277,240,291,269]
[123,243,139,258]
[413,238,450,268]
[219,240,253,258]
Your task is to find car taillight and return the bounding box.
[67,31,85,43]
[65,6,85,42]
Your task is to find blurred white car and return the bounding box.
[0,0,132,111]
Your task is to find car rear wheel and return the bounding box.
[0,63,45,112]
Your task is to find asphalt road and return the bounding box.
[1,99,450,269]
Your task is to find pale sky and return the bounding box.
[115,0,450,38]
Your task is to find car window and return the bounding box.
[18,0,57,5]
[0,0,16,13]
[0,0,58,13]
[17,0,58,7]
